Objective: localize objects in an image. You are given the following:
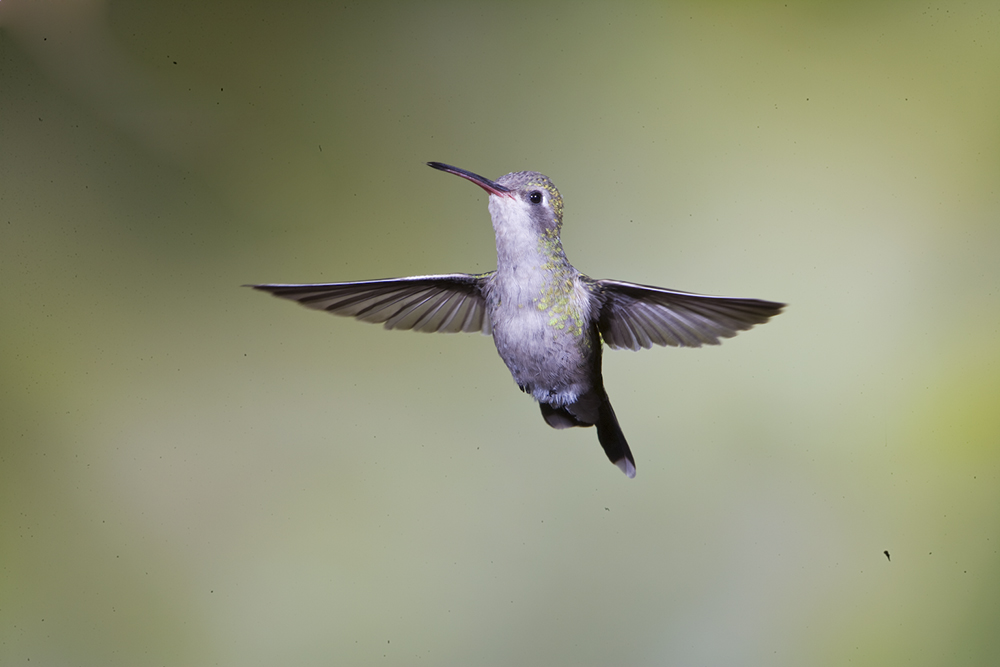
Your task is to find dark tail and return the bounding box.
[596,398,635,478]
[538,386,636,478]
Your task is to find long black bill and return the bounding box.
[427,162,511,197]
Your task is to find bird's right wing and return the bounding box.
[248,274,492,334]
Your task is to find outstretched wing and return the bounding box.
[594,279,784,350]
[249,274,492,334]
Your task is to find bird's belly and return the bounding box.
[490,303,592,407]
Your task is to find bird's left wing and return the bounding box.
[249,274,492,334]
[594,279,784,350]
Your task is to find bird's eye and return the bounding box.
[528,191,543,204]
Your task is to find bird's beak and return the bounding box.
[427,162,512,197]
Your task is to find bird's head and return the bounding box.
[427,162,564,237]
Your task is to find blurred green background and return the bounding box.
[2,1,998,665]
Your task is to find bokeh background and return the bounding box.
[2,1,998,665]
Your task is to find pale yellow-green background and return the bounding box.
[2,1,998,665]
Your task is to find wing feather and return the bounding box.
[595,279,784,350]
[248,274,492,334]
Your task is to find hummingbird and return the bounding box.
[250,162,784,478]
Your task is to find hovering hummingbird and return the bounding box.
[250,162,784,477]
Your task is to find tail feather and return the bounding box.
[595,399,635,478]
[538,393,636,478]
[539,401,589,429]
